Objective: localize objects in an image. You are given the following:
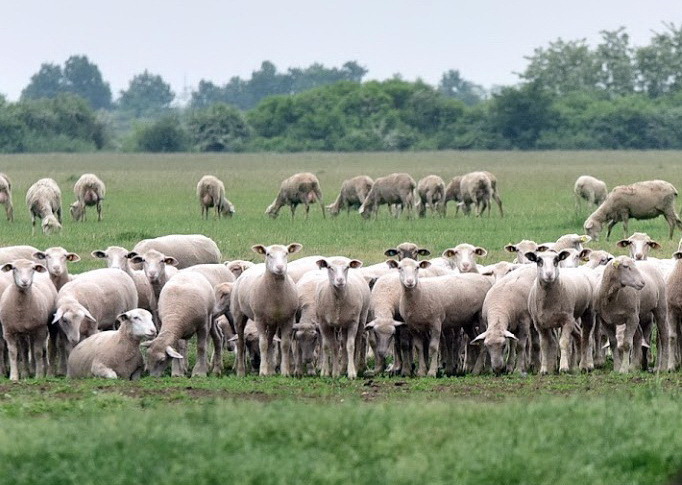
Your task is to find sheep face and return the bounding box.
[92,247,130,271]
[265,203,279,218]
[586,250,614,268]
[583,218,602,241]
[366,319,403,367]
[481,261,520,281]
[616,232,661,261]
[225,260,254,278]
[69,201,84,221]
[525,250,571,284]
[42,215,62,235]
[317,258,362,289]
[504,240,538,264]
[384,243,430,261]
[252,243,302,277]
[387,258,431,289]
[293,323,318,375]
[1,259,46,291]
[129,249,178,284]
[609,257,645,290]
[119,309,156,340]
[442,244,487,273]
[472,328,518,375]
[33,247,80,278]
[144,341,183,377]
[53,304,97,345]
[213,282,234,315]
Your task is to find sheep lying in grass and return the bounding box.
[266,172,325,219]
[196,175,235,219]
[67,309,156,379]
[358,173,416,219]
[327,175,373,216]
[416,175,445,217]
[574,175,607,211]
[26,178,62,234]
[70,173,105,222]
[584,179,682,240]
[0,172,14,222]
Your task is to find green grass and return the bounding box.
[2,150,682,484]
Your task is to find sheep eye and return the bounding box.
[537,259,543,266]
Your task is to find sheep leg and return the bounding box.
[344,324,358,379]
[427,324,442,377]
[605,220,618,240]
[558,323,574,373]
[514,319,530,375]
[31,213,36,235]
[255,322,272,376]
[537,327,556,375]
[209,318,224,376]
[653,305,674,371]
[0,335,6,377]
[91,361,118,378]
[319,325,334,377]
[234,314,248,376]
[171,339,188,377]
[5,335,20,381]
[413,333,427,377]
[593,317,606,368]
[664,211,680,239]
[96,200,102,221]
[31,329,47,378]
[616,320,638,373]
[579,312,595,372]
[191,325,209,377]
[279,320,293,377]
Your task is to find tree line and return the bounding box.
[2,23,682,153]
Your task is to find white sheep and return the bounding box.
[33,247,80,290]
[70,173,105,222]
[0,245,40,265]
[326,175,373,216]
[0,259,57,380]
[457,171,493,217]
[128,248,179,304]
[131,234,221,269]
[230,243,302,376]
[574,175,607,211]
[294,270,326,376]
[365,271,405,375]
[584,179,682,240]
[0,172,14,221]
[416,175,446,217]
[667,249,682,368]
[287,255,328,283]
[442,244,488,273]
[224,260,256,279]
[67,309,157,379]
[616,232,661,261]
[504,240,539,264]
[384,242,431,262]
[358,173,416,219]
[25,177,62,234]
[266,172,325,219]
[196,175,235,219]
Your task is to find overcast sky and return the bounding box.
[2,1,680,102]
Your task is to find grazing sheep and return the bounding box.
[526,250,597,374]
[458,171,494,217]
[387,258,492,377]
[33,247,80,290]
[583,180,682,240]
[291,322,319,377]
[416,175,446,217]
[231,243,303,376]
[482,171,504,217]
[196,175,235,219]
[131,234,221,269]
[365,271,405,375]
[544,234,592,253]
[596,257,673,373]
[358,173,416,220]
[67,309,157,379]
[25,178,62,234]
[142,271,216,377]
[70,173,105,222]
[294,270,326,376]
[327,175,373,216]
[666,250,682,368]
[266,172,325,219]
[315,257,370,379]
[0,245,40,265]
[442,244,488,273]
[574,175,607,211]
[0,172,14,221]
[443,175,463,216]
[0,259,57,380]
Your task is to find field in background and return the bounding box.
[2,151,682,484]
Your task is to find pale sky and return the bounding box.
[2,1,680,102]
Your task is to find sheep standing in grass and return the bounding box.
[574,175,607,212]
[442,244,488,273]
[458,171,493,217]
[266,173,325,219]
[666,249,682,367]
[196,175,235,219]
[70,173,105,222]
[231,243,302,376]
[0,259,57,380]
[358,173,416,219]
[26,178,62,234]
[131,234,221,269]
[583,180,682,240]
[416,175,445,217]
[0,172,14,221]
[33,247,80,290]
[67,309,157,379]
[443,176,463,216]
[481,171,504,217]
[327,175,373,216]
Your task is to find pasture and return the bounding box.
[1,151,682,484]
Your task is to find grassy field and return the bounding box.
[2,151,682,484]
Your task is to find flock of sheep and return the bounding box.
[2,168,682,380]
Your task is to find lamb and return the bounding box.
[230,243,302,376]
[583,180,682,240]
[66,309,157,379]
[472,265,536,375]
[0,245,40,265]
[53,268,139,350]
[0,172,14,221]
[387,258,492,377]
[526,250,597,374]
[196,175,235,219]
[596,256,673,373]
[131,234,221,269]
[458,171,494,217]
[326,175,373,216]
[574,175,607,211]
[0,259,57,380]
[33,247,80,290]
[266,172,325,219]
[70,173,105,222]
[416,175,445,217]
[25,177,62,234]
[442,244,488,273]
[358,173,416,219]
[315,257,370,379]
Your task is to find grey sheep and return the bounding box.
[266,172,325,219]
[70,173,105,222]
[0,172,14,221]
[574,175,607,212]
[416,175,445,217]
[358,173,416,219]
[326,175,373,216]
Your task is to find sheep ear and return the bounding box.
[129,255,144,265]
[673,251,682,260]
[125,251,138,260]
[417,249,431,256]
[442,248,456,258]
[386,259,399,269]
[91,250,107,259]
[66,253,81,262]
[504,244,517,253]
[579,249,592,261]
[52,308,64,324]
[33,264,47,273]
[556,250,571,262]
[524,252,538,263]
[287,243,303,254]
[227,335,239,342]
[602,342,610,350]
[292,324,302,331]
[470,331,487,344]
[33,251,47,260]
[164,257,179,267]
[474,247,487,257]
[641,341,651,349]
[82,308,97,324]
[116,312,130,325]
[0,263,12,272]
[616,240,630,248]
[504,330,519,341]
[365,321,376,330]
[393,321,405,327]
[384,249,399,257]
[316,259,329,269]
[165,346,183,359]
[536,245,551,252]
[648,241,662,250]
[252,245,267,255]
[418,260,431,269]
[273,336,282,343]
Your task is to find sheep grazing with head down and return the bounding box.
[196,175,235,219]
[326,175,373,216]
[574,175,607,212]
[358,173,416,220]
[458,171,494,217]
[0,172,14,221]
[26,177,62,235]
[416,175,446,217]
[266,172,325,219]
[70,173,105,222]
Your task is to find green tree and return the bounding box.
[118,70,175,117]
[188,103,252,152]
[133,116,188,152]
[438,70,485,105]
[21,63,64,100]
[62,55,112,110]
[635,23,682,97]
[595,28,635,96]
